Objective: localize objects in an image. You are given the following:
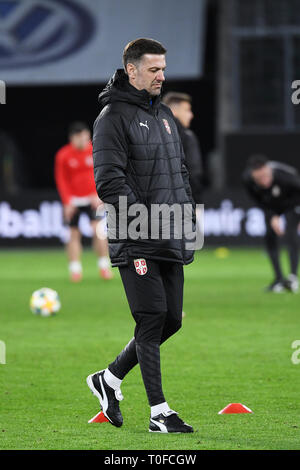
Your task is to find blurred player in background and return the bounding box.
[162,92,204,205]
[244,155,300,293]
[55,122,113,282]
[162,92,203,251]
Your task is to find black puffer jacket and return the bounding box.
[93,69,195,267]
[174,117,204,204]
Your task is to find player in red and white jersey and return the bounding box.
[55,122,113,282]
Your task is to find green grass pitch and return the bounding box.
[1,247,300,450]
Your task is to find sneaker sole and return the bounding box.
[149,429,181,434]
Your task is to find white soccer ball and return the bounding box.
[30,288,61,317]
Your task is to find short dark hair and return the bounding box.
[68,121,90,137]
[123,38,167,72]
[246,154,269,171]
[162,92,192,107]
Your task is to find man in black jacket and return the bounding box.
[244,155,300,293]
[86,38,195,433]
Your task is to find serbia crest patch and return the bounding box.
[134,258,147,275]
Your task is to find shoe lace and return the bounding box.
[162,409,188,426]
[162,409,178,417]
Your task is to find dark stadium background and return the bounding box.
[0,1,216,191]
[1,0,300,246]
[2,0,300,453]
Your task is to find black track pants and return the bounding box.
[108,257,184,407]
[265,209,300,279]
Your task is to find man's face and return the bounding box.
[70,130,91,150]
[170,101,194,128]
[251,164,273,188]
[127,54,166,96]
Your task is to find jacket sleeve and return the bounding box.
[166,107,196,207]
[93,112,138,208]
[54,150,72,205]
[182,130,203,204]
[179,139,195,207]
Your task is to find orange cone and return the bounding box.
[88,411,109,423]
[218,403,253,414]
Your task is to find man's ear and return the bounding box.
[126,63,136,80]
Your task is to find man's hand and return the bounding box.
[64,204,77,223]
[270,215,284,236]
[90,194,104,211]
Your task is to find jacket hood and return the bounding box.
[98,69,161,111]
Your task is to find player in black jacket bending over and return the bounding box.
[244,155,300,293]
[86,38,196,433]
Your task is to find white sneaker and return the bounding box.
[149,410,194,433]
[265,280,285,293]
[285,274,299,293]
[86,370,124,427]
